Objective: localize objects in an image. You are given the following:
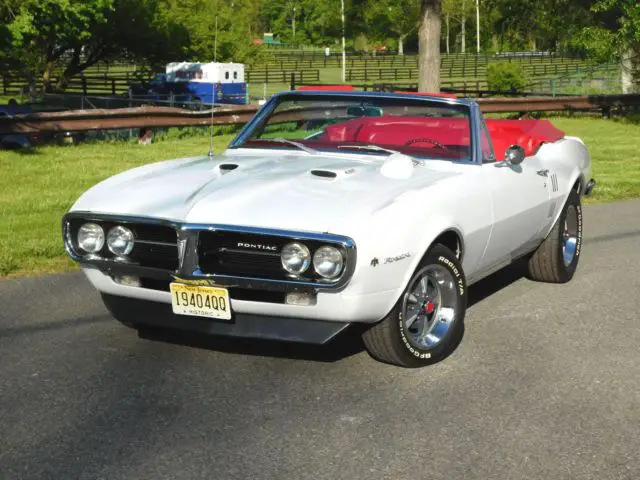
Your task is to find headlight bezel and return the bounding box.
[281,242,312,275]
[312,245,345,279]
[77,222,105,253]
[106,225,135,256]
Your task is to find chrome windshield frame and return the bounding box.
[227,90,483,166]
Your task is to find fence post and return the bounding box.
[112,79,116,95]
[2,74,6,95]
[82,77,87,95]
[290,72,296,90]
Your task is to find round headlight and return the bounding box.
[281,242,311,274]
[107,226,135,256]
[313,246,344,279]
[77,223,104,253]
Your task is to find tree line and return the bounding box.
[0,0,638,92]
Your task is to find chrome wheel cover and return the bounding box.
[401,264,458,350]
[562,205,579,267]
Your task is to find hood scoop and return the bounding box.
[310,169,338,179]
[214,163,239,176]
[219,163,239,172]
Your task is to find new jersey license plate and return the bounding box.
[169,282,232,320]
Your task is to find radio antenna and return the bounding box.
[208,14,219,159]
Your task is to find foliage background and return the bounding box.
[0,0,638,90]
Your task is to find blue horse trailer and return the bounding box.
[135,62,248,106]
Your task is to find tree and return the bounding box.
[6,0,189,91]
[7,0,114,89]
[442,0,477,53]
[418,0,441,91]
[575,0,640,93]
[363,0,420,55]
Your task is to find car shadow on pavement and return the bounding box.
[467,260,527,308]
[137,263,526,364]
[138,322,370,363]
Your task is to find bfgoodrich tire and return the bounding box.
[527,189,583,283]
[362,244,467,368]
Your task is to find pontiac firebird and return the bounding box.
[62,90,594,367]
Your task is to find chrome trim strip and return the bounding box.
[134,239,177,247]
[62,211,357,291]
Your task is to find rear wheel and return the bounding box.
[527,189,583,283]
[362,244,467,368]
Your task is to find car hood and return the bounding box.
[71,150,463,234]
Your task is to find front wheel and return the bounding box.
[362,244,467,368]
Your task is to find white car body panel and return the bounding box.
[64,92,594,330]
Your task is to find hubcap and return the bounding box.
[562,205,579,267]
[402,264,457,350]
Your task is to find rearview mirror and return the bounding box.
[504,145,525,165]
[362,106,383,116]
[347,106,364,117]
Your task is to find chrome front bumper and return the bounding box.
[584,178,596,196]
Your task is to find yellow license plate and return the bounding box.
[169,282,232,320]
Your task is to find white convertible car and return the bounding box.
[62,90,595,367]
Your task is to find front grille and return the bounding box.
[197,230,345,282]
[129,242,178,270]
[68,218,178,270]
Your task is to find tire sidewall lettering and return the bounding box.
[575,204,583,259]
[397,249,467,360]
[398,316,431,358]
[438,255,465,296]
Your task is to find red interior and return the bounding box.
[484,119,565,160]
[320,116,564,160]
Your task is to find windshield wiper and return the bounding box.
[336,144,423,165]
[256,138,317,155]
[336,144,403,155]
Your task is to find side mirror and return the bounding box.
[504,145,525,165]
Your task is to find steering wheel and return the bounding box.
[403,138,448,150]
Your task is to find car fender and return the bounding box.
[342,182,483,307]
[537,137,591,237]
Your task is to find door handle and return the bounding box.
[537,169,549,177]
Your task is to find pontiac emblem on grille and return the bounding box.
[236,242,278,251]
[177,238,187,269]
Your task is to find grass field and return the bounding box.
[1,117,638,278]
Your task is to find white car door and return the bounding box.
[480,153,551,271]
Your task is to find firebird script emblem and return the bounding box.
[236,242,278,251]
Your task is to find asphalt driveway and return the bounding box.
[1,200,639,480]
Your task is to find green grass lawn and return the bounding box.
[0,133,236,278]
[0,117,638,278]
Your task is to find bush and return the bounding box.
[486,62,530,94]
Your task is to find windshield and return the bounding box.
[233,93,474,162]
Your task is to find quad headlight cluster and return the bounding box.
[76,222,134,257]
[281,242,345,280]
